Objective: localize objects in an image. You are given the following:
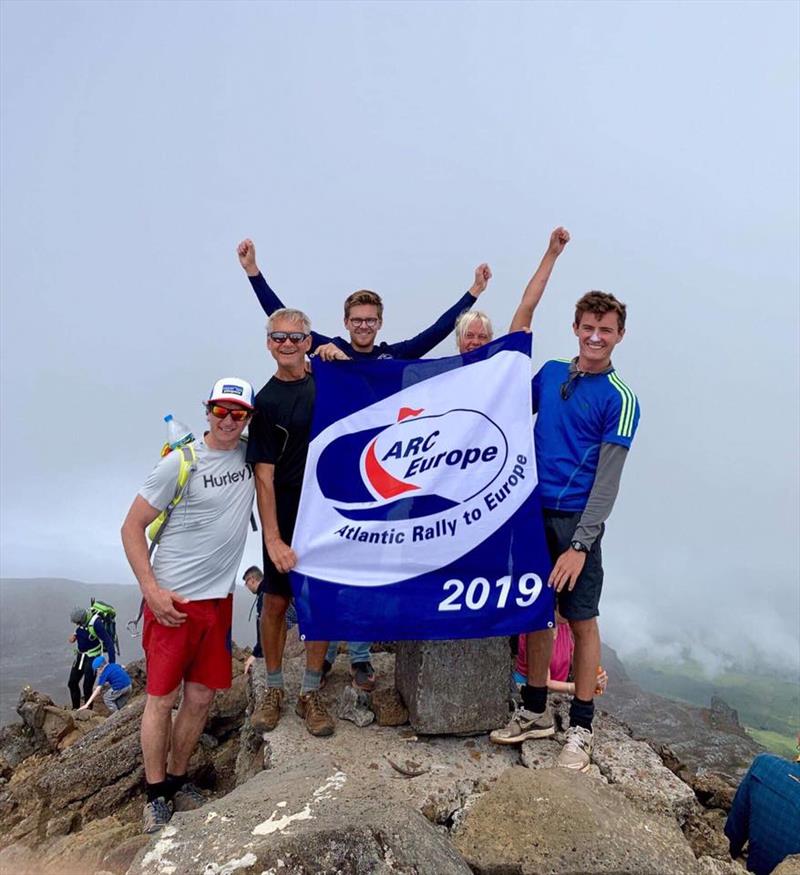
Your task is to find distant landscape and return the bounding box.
[1,578,798,758]
[626,657,799,758]
[0,578,259,724]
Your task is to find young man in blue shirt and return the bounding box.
[236,237,491,361]
[492,286,640,773]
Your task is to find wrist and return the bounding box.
[245,266,260,277]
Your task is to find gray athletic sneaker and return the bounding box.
[489,704,555,745]
[557,725,593,771]
[142,796,172,834]
[172,781,207,812]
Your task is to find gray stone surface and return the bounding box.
[395,637,510,734]
[453,766,704,875]
[128,754,472,875]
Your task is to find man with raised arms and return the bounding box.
[246,308,335,737]
[121,378,256,833]
[491,279,640,774]
[237,238,491,361]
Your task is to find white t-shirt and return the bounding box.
[139,440,255,599]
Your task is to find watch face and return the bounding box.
[571,540,587,553]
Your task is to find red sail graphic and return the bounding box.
[364,439,419,499]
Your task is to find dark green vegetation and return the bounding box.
[629,658,799,758]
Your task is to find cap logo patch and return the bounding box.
[222,384,243,395]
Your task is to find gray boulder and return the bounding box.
[453,766,704,874]
[395,638,510,734]
[128,754,471,874]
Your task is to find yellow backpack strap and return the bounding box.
[147,443,197,556]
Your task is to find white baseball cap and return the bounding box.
[207,377,255,410]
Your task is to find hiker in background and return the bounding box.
[67,605,116,709]
[79,655,132,713]
[725,750,800,874]
[121,377,256,834]
[242,566,264,674]
[243,566,300,675]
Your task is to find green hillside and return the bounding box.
[627,658,799,757]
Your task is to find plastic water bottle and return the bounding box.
[163,414,194,452]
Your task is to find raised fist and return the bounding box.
[548,227,570,257]
[471,263,492,297]
[237,238,259,275]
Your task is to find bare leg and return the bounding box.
[167,681,216,776]
[569,617,601,701]
[526,628,553,687]
[141,687,180,783]
[304,640,329,673]
[263,593,290,673]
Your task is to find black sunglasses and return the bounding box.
[269,331,309,344]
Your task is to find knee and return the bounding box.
[264,595,289,621]
[181,683,215,713]
[569,617,599,641]
[145,689,180,716]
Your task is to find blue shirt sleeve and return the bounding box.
[601,374,640,449]
[384,291,476,359]
[247,272,332,353]
[91,616,116,663]
[724,764,751,858]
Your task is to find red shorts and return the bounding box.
[142,595,233,696]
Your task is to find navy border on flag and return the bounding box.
[290,331,555,641]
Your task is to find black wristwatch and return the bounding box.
[570,540,589,553]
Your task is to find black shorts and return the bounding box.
[261,488,301,599]
[543,509,604,622]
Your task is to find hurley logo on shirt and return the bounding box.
[202,464,253,488]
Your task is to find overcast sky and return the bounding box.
[1,0,798,674]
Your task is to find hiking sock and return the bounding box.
[569,696,595,730]
[301,668,323,694]
[165,773,187,799]
[146,780,171,803]
[266,669,285,689]
[521,684,548,714]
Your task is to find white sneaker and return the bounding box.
[489,705,555,745]
[557,725,593,771]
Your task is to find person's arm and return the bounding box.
[121,495,190,627]
[91,616,116,664]
[389,264,492,359]
[724,768,752,858]
[237,238,332,352]
[509,227,570,333]
[78,676,104,710]
[547,443,630,591]
[254,463,297,574]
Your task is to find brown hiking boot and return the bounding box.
[295,690,335,737]
[251,687,284,732]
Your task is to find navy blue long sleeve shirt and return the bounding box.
[724,753,800,874]
[248,273,476,360]
[74,616,116,663]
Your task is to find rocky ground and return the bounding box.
[0,642,771,874]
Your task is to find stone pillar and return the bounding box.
[394,638,510,735]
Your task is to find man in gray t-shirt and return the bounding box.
[121,377,255,834]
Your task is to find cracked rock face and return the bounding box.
[128,754,471,875]
[452,766,706,875]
